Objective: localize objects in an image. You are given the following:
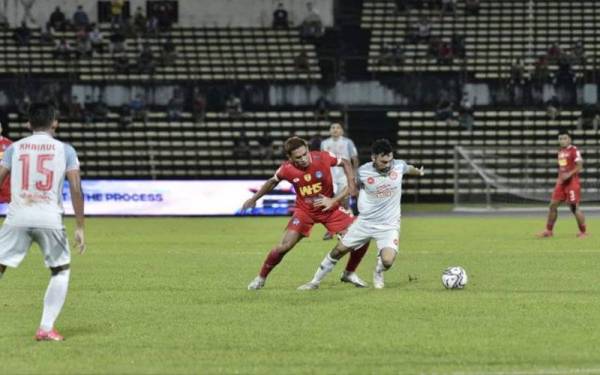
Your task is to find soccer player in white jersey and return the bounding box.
[298,139,424,290]
[0,103,85,341]
[320,122,359,239]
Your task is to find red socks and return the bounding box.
[259,249,285,278]
[345,243,368,272]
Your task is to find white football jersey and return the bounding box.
[320,137,358,163]
[356,159,409,229]
[1,133,79,229]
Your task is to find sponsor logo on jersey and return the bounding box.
[367,177,375,184]
[298,182,322,196]
[303,174,312,182]
[293,178,300,183]
[292,218,300,225]
[315,171,323,179]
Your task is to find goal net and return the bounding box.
[453,146,600,212]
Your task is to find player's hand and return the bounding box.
[241,198,256,210]
[314,195,336,211]
[417,166,425,176]
[348,183,358,197]
[74,228,86,254]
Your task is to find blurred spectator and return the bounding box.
[309,135,322,151]
[272,3,289,29]
[157,5,172,32]
[17,95,31,117]
[546,42,562,63]
[137,43,155,74]
[40,23,57,45]
[233,132,251,158]
[315,95,330,119]
[160,38,177,65]
[394,0,407,13]
[21,0,37,26]
[110,28,127,55]
[509,58,527,104]
[257,131,274,159]
[119,103,133,128]
[83,95,95,123]
[76,33,93,59]
[111,0,125,29]
[94,97,109,120]
[465,0,480,16]
[67,95,83,120]
[451,35,465,58]
[532,55,550,89]
[458,94,474,130]
[441,0,455,15]
[72,5,89,30]
[113,52,129,73]
[416,17,431,43]
[49,6,67,31]
[294,51,310,72]
[14,22,31,46]
[379,42,404,66]
[146,15,159,36]
[572,40,585,65]
[192,89,206,123]
[545,95,560,120]
[301,2,323,39]
[427,37,442,59]
[167,90,185,121]
[54,38,75,60]
[578,104,599,130]
[133,6,147,34]
[89,25,104,54]
[437,42,453,64]
[130,94,147,120]
[0,9,9,30]
[225,94,243,117]
[435,97,454,125]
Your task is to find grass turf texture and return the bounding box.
[1,216,599,375]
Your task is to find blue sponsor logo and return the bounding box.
[315,171,323,179]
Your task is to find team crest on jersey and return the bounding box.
[389,171,398,180]
[315,171,323,179]
[367,177,375,184]
[303,174,312,182]
[292,218,300,225]
[293,178,300,183]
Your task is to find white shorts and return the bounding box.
[341,219,399,253]
[331,167,348,195]
[0,225,71,268]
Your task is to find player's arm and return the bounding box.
[340,158,357,196]
[314,185,349,212]
[0,166,9,185]
[66,169,86,254]
[560,160,583,182]
[406,164,425,176]
[242,176,280,210]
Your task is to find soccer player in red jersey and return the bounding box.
[243,136,369,290]
[0,122,12,204]
[538,130,587,238]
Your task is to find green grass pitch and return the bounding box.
[1,215,600,374]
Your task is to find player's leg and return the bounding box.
[298,227,367,290]
[372,230,400,289]
[33,228,71,341]
[0,264,6,279]
[0,225,33,280]
[247,215,309,290]
[538,198,561,237]
[322,209,368,287]
[323,172,349,240]
[566,184,586,236]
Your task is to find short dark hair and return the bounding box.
[284,136,308,156]
[371,138,393,156]
[558,129,571,137]
[28,103,57,130]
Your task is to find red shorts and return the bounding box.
[552,180,581,204]
[286,207,354,237]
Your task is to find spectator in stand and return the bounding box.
[532,55,550,89]
[441,0,455,15]
[93,96,109,120]
[133,6,147,34]
[294,51,310,72]
[435,97,454,125]
[130,94,147,120]
[72,5,89,30]
[315,94,330,120]
[272,3,289,29]
[416,16,431,43]
[49,6,67,31]
[160,38,177,66]
[14,21,31,46]
[67,95,83,120]
[119,103,133,128]
[379,42,404,66]
[451,35,465,58]
[509,58,526,103]
[572,40,585,66]
[110,28,127,55]
[76,32,93,59]
[192,89,206,123]
[111,0,125,29]
[83,95,95,124]
[465,0,480,16]
[167,89,185,121]
[233,132,251,158]
[137,43,155,74]
[547,42,562,64]
[54,38,74,60]
[0,9,9,30]
[89,25,104,54]
[545,95,560,120]
[437,42,453,64]
[17,95,31,117]
[146,15,159,36]
[301,2,323,39]
[258,131,274,159]
[40,23,56,45]
[458,93,474,130]
[225,94,243,117]
[157,5,172,33]
[113,52,129,73]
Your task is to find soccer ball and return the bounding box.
[442,266,468,289]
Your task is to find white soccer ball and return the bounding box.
[442,266,468,289]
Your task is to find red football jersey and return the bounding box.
[275,151,341,214]
[557,145,582,184]
[0,136,12,203]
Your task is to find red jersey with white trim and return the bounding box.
[557,145,582,184]
[275,151,340,215]
[0,136,12,203]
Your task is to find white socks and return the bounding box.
[310,254,338,284]
[40,269,70,331]
[375,256,386,273]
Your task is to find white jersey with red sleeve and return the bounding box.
[1,133,80,229]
